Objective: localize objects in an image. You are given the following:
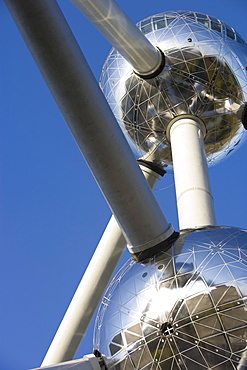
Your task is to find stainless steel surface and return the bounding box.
[5,0,175,262]
[101,11,247,170]
[70,0,162,76]
[94,226,247,369]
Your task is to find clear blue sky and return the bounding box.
[1,0,247,369]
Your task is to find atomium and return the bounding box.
[100,11,247,170]
[93,227,247,370]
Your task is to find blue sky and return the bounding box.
[1,0,247,369]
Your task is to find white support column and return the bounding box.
[167,116,216,230]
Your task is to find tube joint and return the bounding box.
[131,230,179,263]
[134,48,166,79]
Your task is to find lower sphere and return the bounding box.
[93,226,247,370]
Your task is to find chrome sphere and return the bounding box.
[101,11,247,170]
[94,227,247,369]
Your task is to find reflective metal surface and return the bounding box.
[70,0,162,76]
[100,11,247,170]
[94,227,247,369]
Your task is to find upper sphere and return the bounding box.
[100,11,247,170]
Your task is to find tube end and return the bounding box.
[131,231,179,263]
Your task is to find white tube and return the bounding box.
[168,116,216,230]
[41,167,162,366]
[69,0,163,76]
[5,0,174,255]
[41,216,124,366]
[34,354,101,370]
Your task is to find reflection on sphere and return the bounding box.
[101,11,247,170]
[94,227,247,369]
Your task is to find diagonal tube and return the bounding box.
[69,0,164,77]
[41,164,164,365]
[4,0,175,255]
[4,2,178,363]
[4,0,178,365]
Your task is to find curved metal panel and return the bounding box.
[94,226,247,369]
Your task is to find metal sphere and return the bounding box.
[94,227,247,369]
[101,11,247,170]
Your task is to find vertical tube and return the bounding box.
[42,166,164,366]
[167,116,216,230]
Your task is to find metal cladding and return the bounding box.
[100,11,247,170]
[93,227,247,370]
